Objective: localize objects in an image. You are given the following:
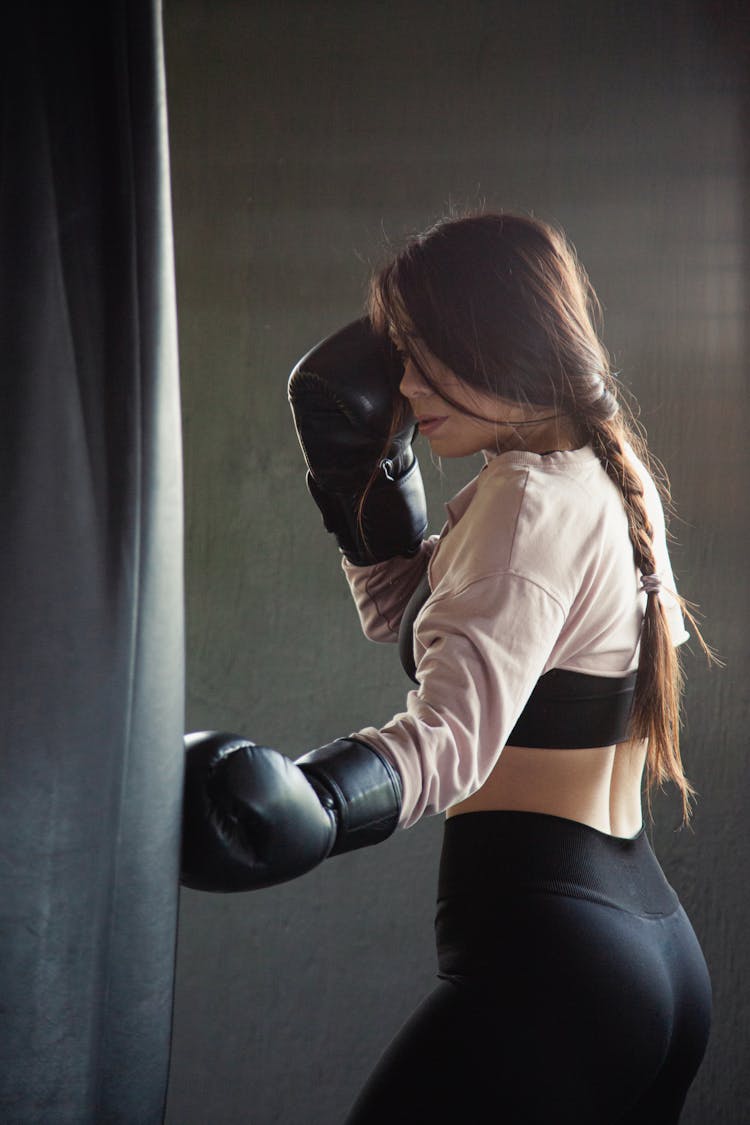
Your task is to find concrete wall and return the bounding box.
[163,2,748,1121]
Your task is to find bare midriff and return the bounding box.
[445,739,648,839]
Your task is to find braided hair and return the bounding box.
[586,413,693,817]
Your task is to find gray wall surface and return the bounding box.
[163,2,748,1122]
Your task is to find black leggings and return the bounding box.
[345,812,711,1124]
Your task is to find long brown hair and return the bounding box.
[368,211,714,820]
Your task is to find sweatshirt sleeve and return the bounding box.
[341,536,440,642]
[352,569,566,828]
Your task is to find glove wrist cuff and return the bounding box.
[296,737,403,854]
[307,459,427,565]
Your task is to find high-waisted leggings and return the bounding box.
[345,811,711,1124]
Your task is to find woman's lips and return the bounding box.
[416,415,447,436]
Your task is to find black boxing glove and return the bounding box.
[288,318,428,565]
[181,731,402,893]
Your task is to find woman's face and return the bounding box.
[397,341,573,458]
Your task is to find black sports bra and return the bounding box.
[397,573,636,749]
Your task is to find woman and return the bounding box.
[336,213,713,1123]
[181,213,713,1123]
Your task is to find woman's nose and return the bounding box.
[399,357,430,398]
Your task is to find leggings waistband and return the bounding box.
[437,810,678,917]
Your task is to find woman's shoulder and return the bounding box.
[473,445,613,553]
[430,445,612,598]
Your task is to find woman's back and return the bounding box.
[445,443,683,836]
[447,739,647,837]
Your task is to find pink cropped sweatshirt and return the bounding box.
[343,444,688,830]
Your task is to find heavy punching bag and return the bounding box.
[0,3,183,1122]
